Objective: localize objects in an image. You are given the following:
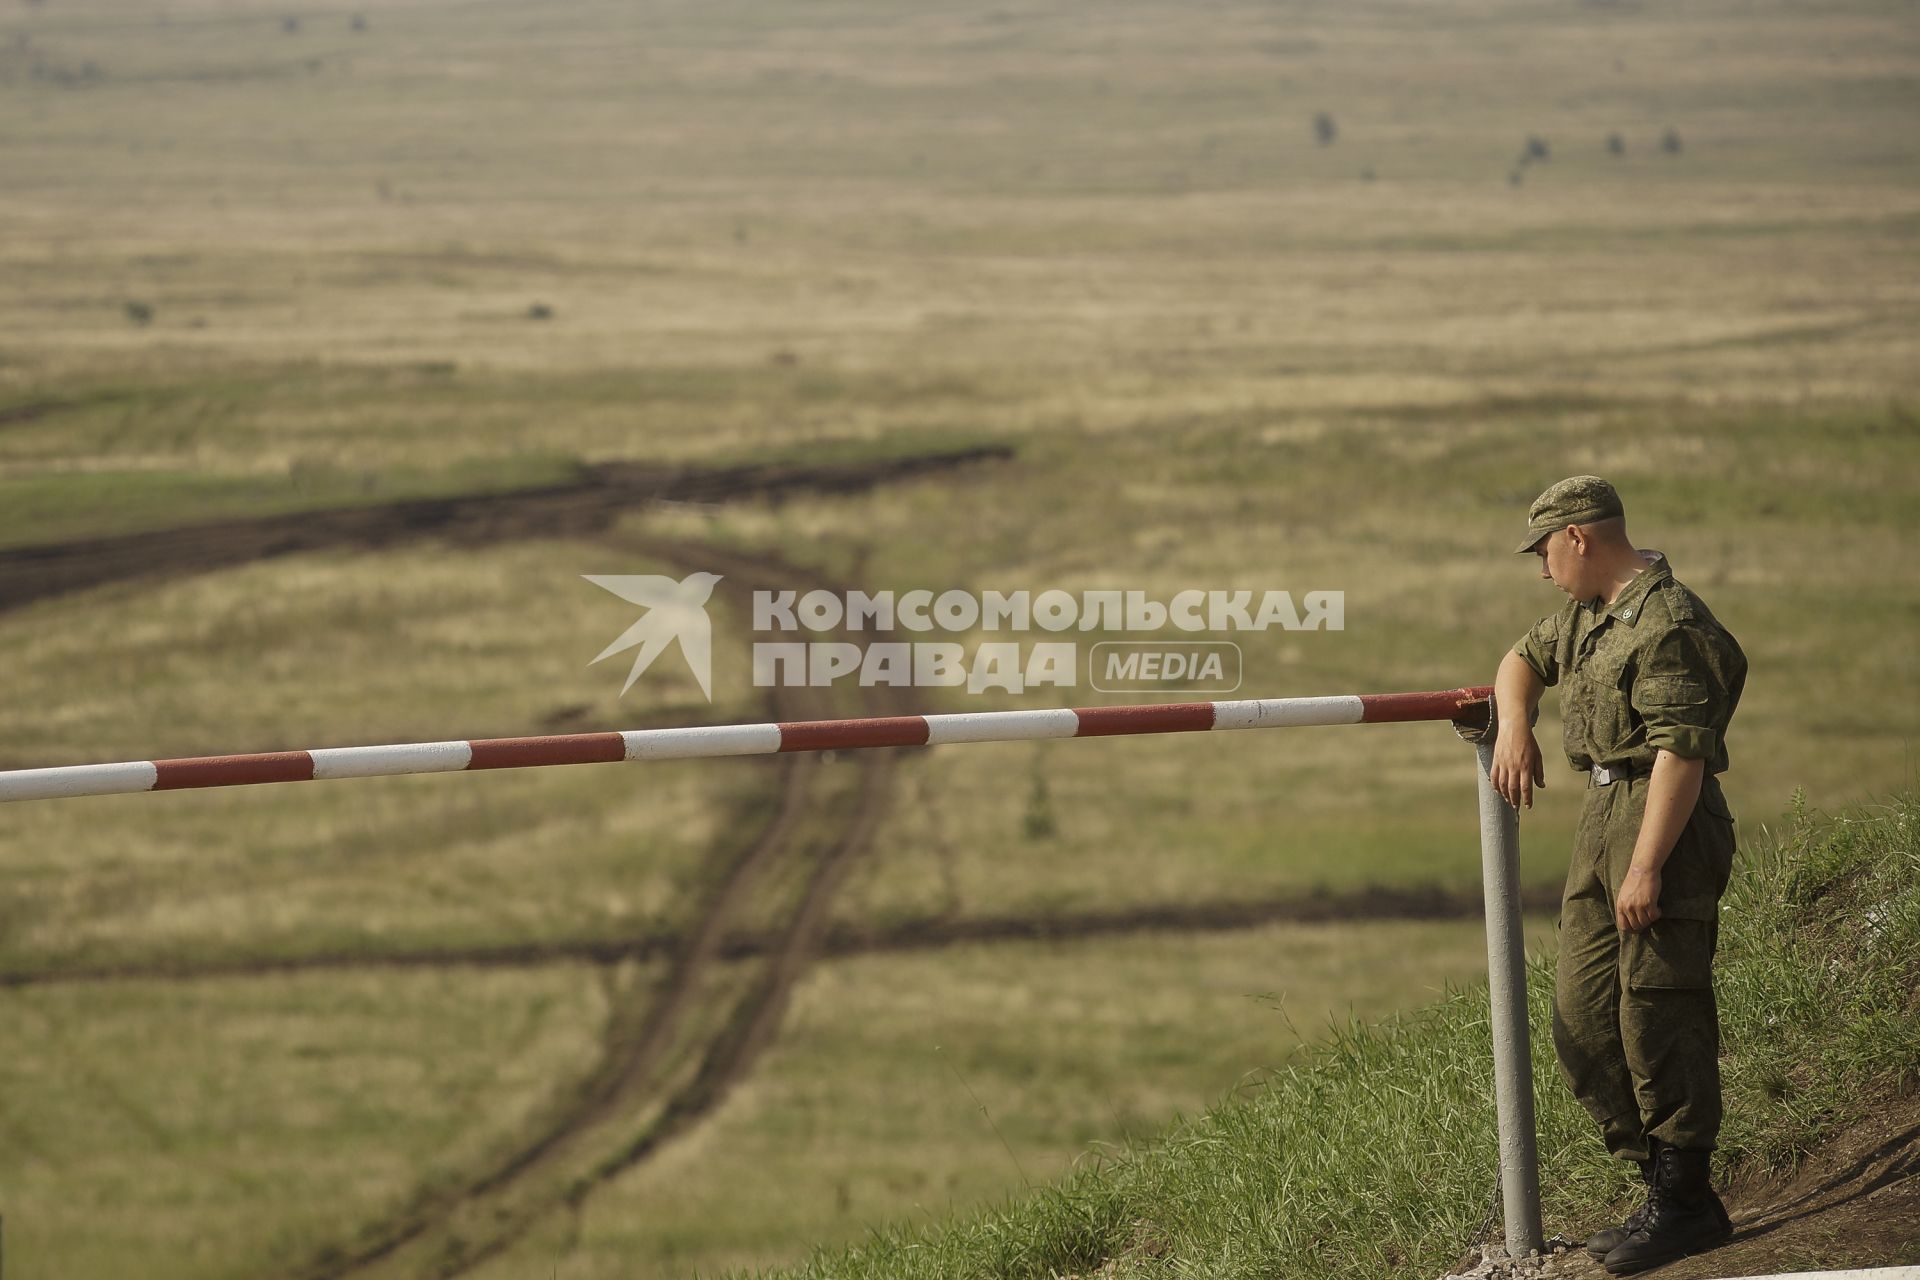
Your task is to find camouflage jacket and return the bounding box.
[1513,553,1746,775]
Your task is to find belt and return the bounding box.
[1589,762,1643,786]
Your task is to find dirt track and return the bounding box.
[277,534,929,1279]
[0,445,1011,613]
[0,883,1560,990]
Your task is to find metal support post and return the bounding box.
[1472,729,1544,1256]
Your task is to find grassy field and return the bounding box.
[462,920,1554,1280]
[0,964,621,1280]
[2,0,1917,1276]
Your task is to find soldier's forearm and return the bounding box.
[1495,649,1545,730]
[1629,750,1707,875]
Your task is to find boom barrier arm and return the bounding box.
[0,687,1491,805]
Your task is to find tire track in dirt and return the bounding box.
[0,445,1011,614]
[267,546,824,1280]
[0,389,152,429]
[0,884,1561,990]
[278,534,929,1280]
[424,707,913,1280]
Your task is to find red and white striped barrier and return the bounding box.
[0,686,1491,804]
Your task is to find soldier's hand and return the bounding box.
[1616,866,1663,933]
[1490,724,1546,810]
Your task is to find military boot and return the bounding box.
[1584,1146,1657,1260]
[1602,1144,1734,1275]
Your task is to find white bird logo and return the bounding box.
[584,571,724,700]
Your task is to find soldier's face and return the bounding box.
[1533,529,1584,596]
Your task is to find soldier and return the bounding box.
[1491,476,1746,1275]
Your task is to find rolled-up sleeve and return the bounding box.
[1633,625,1721,759]
[1513,613,1562,688]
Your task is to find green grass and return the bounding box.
[462,917,1556,1280]
[0,964,618,1280]
[760,792,1920,1280]
[0,450,583,550]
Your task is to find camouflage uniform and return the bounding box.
[1514,549,1747,1159]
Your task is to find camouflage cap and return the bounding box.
[1514,475,1625,553]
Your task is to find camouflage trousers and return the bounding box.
[1552,770,1737,1160]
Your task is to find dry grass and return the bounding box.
[0,0,1916,1275]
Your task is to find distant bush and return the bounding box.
[1662,127,1684,154]
[1022,751,1056,841]
[1313,111,1337,146]
[526,303,554,321]
[1607,132,1625,156]
[123,301,153,326]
